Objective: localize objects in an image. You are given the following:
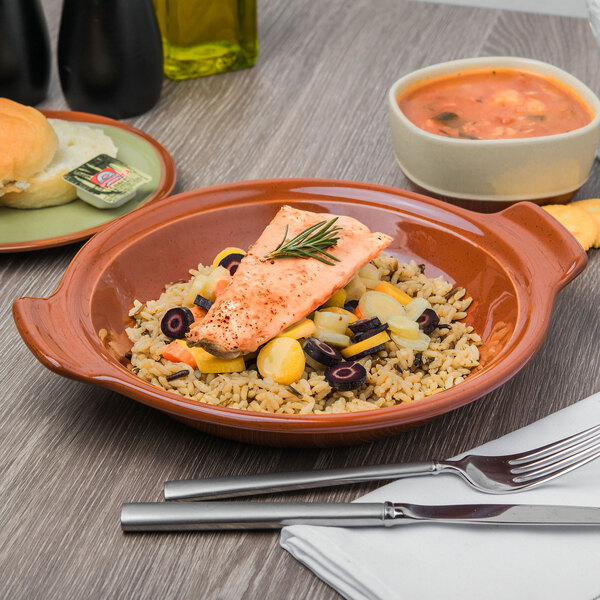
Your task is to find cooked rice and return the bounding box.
[125,255,481,414]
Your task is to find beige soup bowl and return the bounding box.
[388,57,600,207]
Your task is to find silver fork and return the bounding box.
[164,424,600,501]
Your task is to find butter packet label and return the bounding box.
[63,154,152,209]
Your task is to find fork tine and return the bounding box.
[510,428,600,473]
[512,443,600,485]
[508,423,600,465]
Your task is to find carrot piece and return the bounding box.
[213,272,232,297]
[190,305,205,318]
[374,281,412,306]
[190,305,207,325]
[161,341,196,368]
[354,306,365,320]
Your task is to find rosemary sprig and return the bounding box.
[262,218,342,265]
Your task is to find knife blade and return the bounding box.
[121,501,600,532]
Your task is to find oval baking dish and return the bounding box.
[13,179,587,447]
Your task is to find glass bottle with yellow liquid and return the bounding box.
[153,0,257,80]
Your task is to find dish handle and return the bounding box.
[491,201,588,288]
[13,294,109,381]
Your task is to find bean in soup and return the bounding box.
[398,68,593,140]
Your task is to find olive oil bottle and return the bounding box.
[153,0,257,80]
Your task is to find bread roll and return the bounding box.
[1,119,118,209]
[0,98,58,195]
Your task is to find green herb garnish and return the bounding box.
[432,111,459,123]
[262,218,342,265]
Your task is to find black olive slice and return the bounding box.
[160,307,194,339]
[348,317,382,334]
[343,300,359,312]
[352,323,389,342]
[194,294,213,311]
[416,308,440,335]
[302,337,343,367]
[325,361,367,391]
[345,343,385,361]
[218,253,245,276]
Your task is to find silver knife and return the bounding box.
[120,501,600,532]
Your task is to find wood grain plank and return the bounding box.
[1,1,599,598]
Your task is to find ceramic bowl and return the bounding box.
[13,179,587,447]
[388,57,600,211]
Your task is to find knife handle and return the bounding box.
[164,462,438,501]
[121,501,390,531]
[121,501,600,532]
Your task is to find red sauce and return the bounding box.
[398,68,593,140]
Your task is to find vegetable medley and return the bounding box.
[158,246,453,393]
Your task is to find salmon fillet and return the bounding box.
[187,205,393,358]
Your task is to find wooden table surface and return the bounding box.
[2,1,600,598]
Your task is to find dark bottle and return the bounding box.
[0,0,51,105]
[57,0,163,119]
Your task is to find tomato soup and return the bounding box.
[398,68,593,140]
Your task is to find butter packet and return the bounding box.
[63,154,151,209]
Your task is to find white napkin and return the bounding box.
[281,392,600,600]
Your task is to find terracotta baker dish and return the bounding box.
[13,179,587,447]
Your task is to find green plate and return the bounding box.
[0,111,176,252]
